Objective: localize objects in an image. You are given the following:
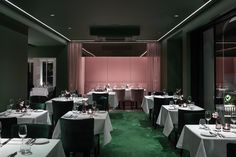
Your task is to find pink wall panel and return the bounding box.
[84,57,152,92]
[107,57,131,82]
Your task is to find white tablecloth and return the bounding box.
[0,138,65,157]
[30,86,54,96]
[87,91,118,109]
[0,110,51,125]
[141,95,174,114]
[52,111,113,145]
[177,125,236,157]
[45,97,88,115]
[156,105,204,136]
[141,95,154,114]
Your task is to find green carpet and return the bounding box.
[99,111,179,157]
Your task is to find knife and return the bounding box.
[2,138,12,146]
[7,151,17,157]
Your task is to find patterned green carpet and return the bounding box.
[99,111,179,157]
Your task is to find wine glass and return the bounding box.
[18,124,27,152]
[231,112,236,128]
[187,96,192,104]
[24,100,30,114]
[92,102,97,113]
[199,118,206,129]
[205,111,211,124]
[9,98,14,112]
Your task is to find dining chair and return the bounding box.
[92,93,109,111]
[131,88,144,109]
[60,118,99,157]
[11,124,52,138]
[52,100,74,126]
[227,143,236,157]
[29,96,47,110]
[113,89,126,110]
[0,117,17,138]
[177,109,205,156]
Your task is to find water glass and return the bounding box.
[199,118,206,129]
[18,125,27,153]
[205,111,211,124]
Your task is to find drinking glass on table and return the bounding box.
[9,98,14,112]
[24,100,31,114]
[18,124,27,153]
[199,118,207,129]
[231,112,236,128]
[205,111,211,124]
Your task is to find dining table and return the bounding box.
[156,104,204,137]
[0,138,65,157]
[52,111,113,145]
[177,124,236,157]
[45,97,88,116]
[0,110,51,125]
[87,91,118,109]
[30,86,54,97]
[141,95,174,114]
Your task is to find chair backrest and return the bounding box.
[30,96,47,110]
[30,96,47,104]
[153,97,173,115]
[92,93,109,111]
[60,118,94,152]
[131,88,144,102]
[52,100,74,125]
[227,143,236,157]
[153,91,164,95]
[178,109,205,135]
[113,89,125,102]
[0,117,17,138]
[11,124,52,138]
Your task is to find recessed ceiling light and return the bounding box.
[174,14,179,18]
[68,27,72,30]
[50,14,55,17]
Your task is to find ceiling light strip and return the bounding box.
[157,0,213,41]
[140,51,147,57]
[4,0,71,42]
[82,48,96,57]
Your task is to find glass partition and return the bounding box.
[215,14,236,106]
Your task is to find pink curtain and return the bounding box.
[146,42,161,92]
[68,42,85,94]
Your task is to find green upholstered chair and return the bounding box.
[52,100,74,126]
[11,124,52,138]
[60,118,98,157]
[0,117,17,138]
[227,143,236,157]
[92,93,109,111]
[29,96,47,110]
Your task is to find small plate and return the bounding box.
[33,138,49,145]
[34,109,44,112]
[200,131,217,137]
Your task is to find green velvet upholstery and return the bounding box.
[60,118,98,157]
[11,124,52,138]
[92,93,109,111]
[0,117,17,138]
[29,96,47,110]
[52,100,73,126]
[227,143,236,157]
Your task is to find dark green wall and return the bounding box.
[0,25,28,112]
[28,45,68,96]
[167,39,183,92]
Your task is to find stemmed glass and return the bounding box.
[187,96,192,104]
[9,98,14,113]
[18,124,27,153]
[25,100,30,115]
[231,112,236,128]
[205,111,211,124]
